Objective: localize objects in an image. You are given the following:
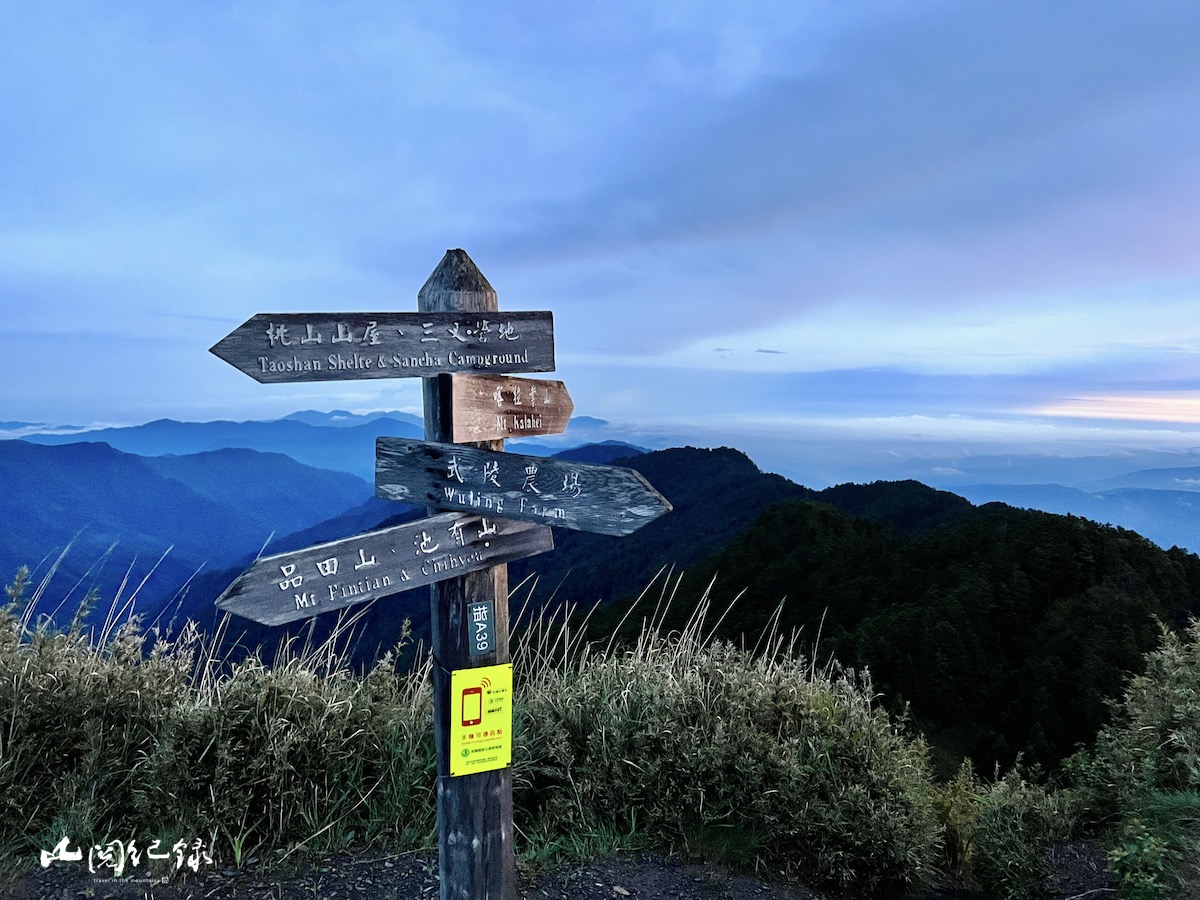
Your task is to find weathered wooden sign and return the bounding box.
[450,374,573,442]
[376,437,672,537]
[210,248,671,900]
[214,512,553,626]
[210,311,555,383]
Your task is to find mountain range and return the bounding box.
[948,482,1200,554]
[11,411,1199,554]
[4,415,1200,778]
[0,439,372,622]
[18,414,423,484]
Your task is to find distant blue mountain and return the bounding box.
[20,412,647,480]
[141,447,371,535]
[281,409,424,429]
[919,450,1200,488]
[22,416,423,482]
[951,483,1200,553]
[0,440,375,626]
[551,441,648,464]
[1086,467,1200,493]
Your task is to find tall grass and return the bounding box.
[512,576,943,895]
[0,565,437,868]
[1067,619,1200,898]
[0,565,950,896]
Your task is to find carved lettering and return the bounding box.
[327,353,374,371]
[428,549,486,575]
[324,575,394,602]
[391,352,444,368]
[518,496,567,519]
[258,356,324,374]
[511,414,543,430]
[442,487,504,512]
[447,350,530,368]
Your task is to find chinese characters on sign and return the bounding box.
[449,664,513,777]
[210,312,555,383]
[467,599,496,658]
[376,438,672,537]
[449,374,574,442]
[214,512,553,627]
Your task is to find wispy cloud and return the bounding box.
[1028,393,1200,425]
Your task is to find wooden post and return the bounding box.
[420,249,515,900]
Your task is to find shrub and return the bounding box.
[0,586,191,855]
[1070,620,1200,814]
[512,598,943,896]
[0,569,435,865]
[1107,791,1200,900]
[969,770,1076,900]
[1066,619,1200,896]
[931,759,982,879]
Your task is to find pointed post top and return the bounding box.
[418,249,497,313]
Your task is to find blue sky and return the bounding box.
[3,1,1200,485]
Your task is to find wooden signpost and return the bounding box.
[212,512,553,627]
[376,437,670,536]
[450,374,573,442]
[210,311,555,383]
[211,249,670,900]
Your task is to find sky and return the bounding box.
[3,1,1200,486]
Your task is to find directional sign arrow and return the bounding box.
[214,512,553,626]
[210,311,555,383]
[376,438,672,537]
[450,374,574,442]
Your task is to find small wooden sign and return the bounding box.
[450,374,573,442]
[376,437,672,537]
[210,311,555,383]
[214,512,553,626]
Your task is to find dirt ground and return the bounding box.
[5,839,1132,900]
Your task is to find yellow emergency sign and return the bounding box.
[449,663,513,777]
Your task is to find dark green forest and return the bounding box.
[542,451,1200,776]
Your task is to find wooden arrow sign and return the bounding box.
[376,437,672,536]
[210,311,555,383]
[214,512,553,626]
[450,374,574,442]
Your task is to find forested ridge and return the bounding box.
[545,450,1200,774]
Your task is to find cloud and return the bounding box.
[498,3,1200,243]
[1026,393,1200,425]
[3,0,1200,452]
[480,1,1200,355]
[646,289,1200,381]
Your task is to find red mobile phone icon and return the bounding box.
[461,686,483,727]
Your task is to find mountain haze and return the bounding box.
[22,416,423,482]
[0,440,373,625]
